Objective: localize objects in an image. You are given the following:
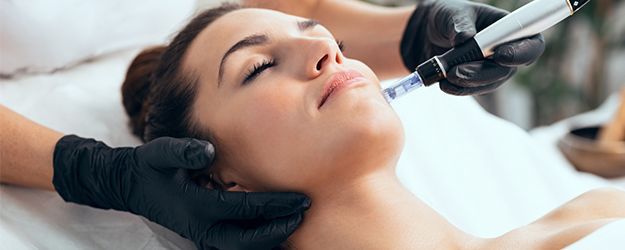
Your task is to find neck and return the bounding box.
[287,168,474,249]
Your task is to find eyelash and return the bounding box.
[243,58,276,84]
[337,40,345,52]
[242,40,346,84]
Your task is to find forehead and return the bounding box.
[183,8,296,81]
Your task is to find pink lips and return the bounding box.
[318,70,366,109]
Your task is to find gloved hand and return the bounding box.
[53,135,309,250]
[400,0,546,95]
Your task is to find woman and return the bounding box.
[122,2,625,249]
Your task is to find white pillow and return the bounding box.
[0,0,196,77]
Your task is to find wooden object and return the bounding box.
[599,89,625,142]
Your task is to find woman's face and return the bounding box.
[184,8,404,193]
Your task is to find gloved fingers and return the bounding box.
[445,60,517,89]
[449,11,478,47]
[136,137,215,171]
[492,34,546,67]
[209,191,310,220]
[203,212,303,250]
[440,60,516,96]
[239,212,303,249]
[430,7,477,47]
[473,3,509,31]
[187,187,310,220]
[439,78,505,96]
[444,2,510,47]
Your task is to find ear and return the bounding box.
[224,183,250,192]
[212,171,252,192]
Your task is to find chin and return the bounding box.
[347,89,402,140]
[332,98,405,169]
[355,111,403,150]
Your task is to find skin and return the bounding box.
[0,104,61,190]
[243,0,415,80]
[187,8,405,194]
[0,0,414,193]
[181,7,625,249]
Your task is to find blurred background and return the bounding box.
[365,0,625,130]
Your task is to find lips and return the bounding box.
[318,70,365,109]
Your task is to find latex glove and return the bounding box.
[53,135,309,250]
[401,0,546,95]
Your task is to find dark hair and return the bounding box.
[122,3,240,142]
[122,6,293,248]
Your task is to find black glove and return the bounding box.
[400,0,546,95]
[53,135,310,250]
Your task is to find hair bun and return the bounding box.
[121,46,166,140]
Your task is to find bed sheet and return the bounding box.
[0,50,168,249]
[0,49,621,249]
[391,86,613,237]
[565,219,625,250]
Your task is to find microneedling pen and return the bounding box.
[383,0,590,103]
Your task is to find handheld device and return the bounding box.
[383,0,590,103]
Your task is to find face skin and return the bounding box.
[184,8,404,194]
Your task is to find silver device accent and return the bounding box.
[475,0,573,57]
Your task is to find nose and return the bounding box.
[302,38,343,79]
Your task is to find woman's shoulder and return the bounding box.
[545,187,625,221]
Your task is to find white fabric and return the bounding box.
[0,0,195,76]
[0,50,160,249]
[565,219,625,250]
[0,50,142,148]
[391,86,615,237]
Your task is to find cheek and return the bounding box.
[248,89,294,126]
[218,82,312,191]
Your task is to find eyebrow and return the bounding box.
[217,19,320,86]
[297,19,319,31]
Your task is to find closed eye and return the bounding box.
[243,58,276,84]
[336,40,345,52]
[241,40,344,85]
